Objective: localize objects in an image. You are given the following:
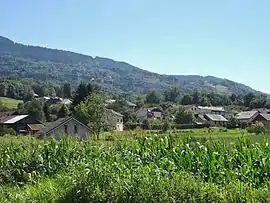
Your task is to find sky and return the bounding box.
[1,0,270,93]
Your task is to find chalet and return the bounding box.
[252,114,270,128]
[236,111,259,123]
[204,114,228,127]
[136,107,163,120]
[40,117,92,140]
[0,115,41,134]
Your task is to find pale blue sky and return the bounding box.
[1,0,270,93]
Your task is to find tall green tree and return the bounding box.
[244,92,255,107]
[0,84,6,97]
[191,91,200,105]
[250,95,267,109]
[21,100,45,122]
[72,83,88,107]
[145,91,160,104]
[63,83,71,98]
[164,87,180,102]
[200,96,211,106]
[57,104,70,118]
[230,93,237,103]
[43,103,51,122]
[72,82,99,108]
[74,92,107,138]
[181,94,192,105]
[175,107,195,124]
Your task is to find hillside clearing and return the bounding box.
[0,97,22,109]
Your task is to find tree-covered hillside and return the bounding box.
[0,36,266,95]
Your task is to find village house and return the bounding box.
[185,105,230,119]
[108,110,124,131]
[204,114,228,127]
[236,111,259,123]
[252,114,270,128]
[40,117,92,140]
[136,107,163,120]
[251,108,270,114]
[0,114,41,134]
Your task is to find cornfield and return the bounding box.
[0,134,270,202]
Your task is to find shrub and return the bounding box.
[5,128,16,135]
[247,122,266,134]
[227,117,239,129]
[239,121,248,129]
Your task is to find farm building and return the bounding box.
[236,111,259,123]
[204,114,228,127]
[40,117,92,140]
[252,114,270,128]
[0,114,41,134]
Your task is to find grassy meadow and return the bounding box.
[0,129,270,202]
[0,97,22,109]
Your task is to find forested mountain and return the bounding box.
[0,36,266,95]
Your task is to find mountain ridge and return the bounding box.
[0,36,266,96]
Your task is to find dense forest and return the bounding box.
[0,36,266,96]
[0,77,71,101]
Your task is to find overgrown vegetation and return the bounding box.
[0,133,270,202]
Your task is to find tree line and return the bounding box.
[145,88,270,109]
[0,77,72,101]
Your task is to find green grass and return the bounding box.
[0,131,270,202]
[0,97,22,109]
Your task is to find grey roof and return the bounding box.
[105,99,116,104]
[252,108,270,113]
[44,117,92,134]
[259,114,270,121]
[205,114,228,122]
[126,101,137,107]
[44,117,68,133]
[136,107,162,118]
[110,110,124,117]
[198,106,225,112]
[2,115,29,124]
[198,114,207,121]
[236,111,258,120]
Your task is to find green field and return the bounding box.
[0,130,270,202]
[0,97,22,109]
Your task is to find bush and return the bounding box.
[239,121,248,129]
[0,127,16,136]
[5,128,16,135]
[247,122,266,134]
[149,119,163,130]
[227,117,239,129]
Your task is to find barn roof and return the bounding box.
[2,115,29,124]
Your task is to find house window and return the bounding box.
[120,119,122,123]
[117,119,120,123]
[74,125,78,134]
[64,125,68,134]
